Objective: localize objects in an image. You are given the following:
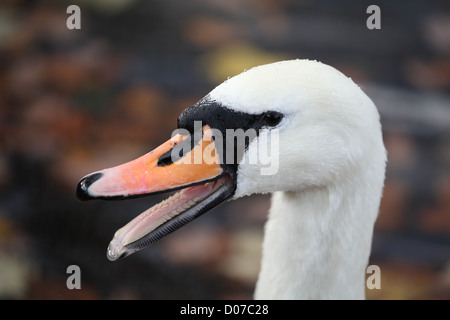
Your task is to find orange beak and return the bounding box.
[77,125,223,200]
[76,125,235,260]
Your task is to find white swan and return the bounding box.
[77,59,387,299]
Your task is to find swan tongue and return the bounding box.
[76,126,234,260]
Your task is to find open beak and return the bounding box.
[76,125,235,261]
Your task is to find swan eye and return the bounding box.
[261,111,283,127]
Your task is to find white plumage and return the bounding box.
[209,60,387,299]
[77,59,387,300]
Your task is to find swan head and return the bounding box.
[76,59,386,261]
[207,60,385,198]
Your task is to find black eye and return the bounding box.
[261,111,283,127]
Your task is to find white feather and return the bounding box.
[209,59,387,299]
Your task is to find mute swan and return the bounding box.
[76,59,387,299]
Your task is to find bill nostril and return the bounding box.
[76,172,103,201]
[157,149,176,167]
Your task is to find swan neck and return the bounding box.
[255,182,378,299]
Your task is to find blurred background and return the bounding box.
[0,0,449,299]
